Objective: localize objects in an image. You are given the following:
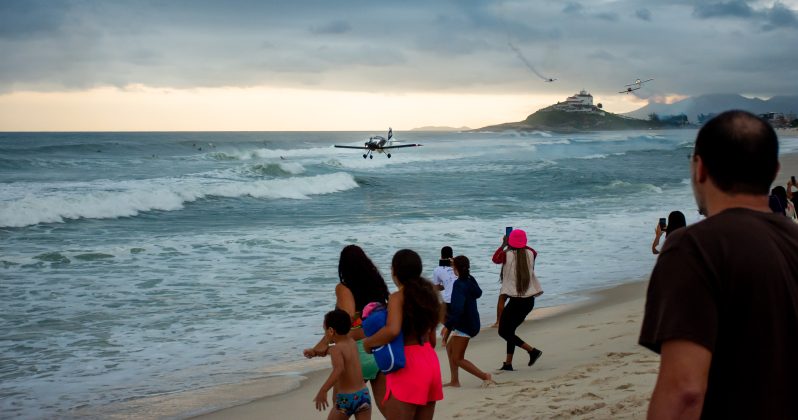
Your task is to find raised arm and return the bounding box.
[647,339,711,420]
[652,224,664,255]
[304,284,357,358]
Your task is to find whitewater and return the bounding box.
[6,129,791,417]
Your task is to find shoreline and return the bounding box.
[187,279,652,420]
[86,280,628,419]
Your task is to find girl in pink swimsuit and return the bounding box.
[363,249,443,419]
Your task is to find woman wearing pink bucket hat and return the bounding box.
[491,228,544,371]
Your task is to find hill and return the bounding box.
[477,105,674,133]
[625,94,798,122]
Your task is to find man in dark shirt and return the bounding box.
[639,110,798,419]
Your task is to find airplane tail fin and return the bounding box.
[388,128,393,141]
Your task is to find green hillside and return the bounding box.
[478,106,675,132]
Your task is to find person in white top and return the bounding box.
[491,229,543,371]
[432,246,457,308]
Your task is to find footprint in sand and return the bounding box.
[606,352,635,358]
[566,402,607,415]
[581,392,604,400]
[615,383,634,390]
[590,376,618,385]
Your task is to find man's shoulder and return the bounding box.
[674,208,788,239]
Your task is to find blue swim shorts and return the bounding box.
[335,387,371,416]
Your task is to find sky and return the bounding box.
[0,0,797,131]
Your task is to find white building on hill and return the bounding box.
[554,90,596,112]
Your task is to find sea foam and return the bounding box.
[0,172,358,228]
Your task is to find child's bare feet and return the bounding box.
[443,382,461,387]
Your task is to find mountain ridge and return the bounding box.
[625,94,798,122]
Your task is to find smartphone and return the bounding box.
[505,226,513,237]
[658,218,667,229]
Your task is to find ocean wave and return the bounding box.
[245,162,306,176]
[0,173,358,228]
[497,130,553,138]
[604,180,663,193]
[207,146,335,161]
[321,150,470,170]
[577,154,608,160]
[533,138,571,145]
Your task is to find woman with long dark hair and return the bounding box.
[363,249,443,420]
[441,255,494,388]
[491,229,543,371]
[652,211,687,255]
[303,244,390,416]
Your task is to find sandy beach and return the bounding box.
[194,280,657,420]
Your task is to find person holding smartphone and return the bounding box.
[491,228,544,371]
[652,211,687,255]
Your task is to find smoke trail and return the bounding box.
[507,41,549,81]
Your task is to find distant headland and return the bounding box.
[476,90,683,133]
[477,90,798,133]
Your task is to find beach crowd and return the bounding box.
[303,110,798,420]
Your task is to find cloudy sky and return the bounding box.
[1,0,796,130]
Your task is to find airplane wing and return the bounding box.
[334,145,369,149]
[641,78,654,83]
[381,144,423,149]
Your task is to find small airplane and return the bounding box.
[334,128,422,159]
[619,78,654,94]
[544,78,558,83]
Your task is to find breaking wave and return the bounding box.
[0,173,358,228]
[207,146,336,161]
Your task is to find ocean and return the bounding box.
[2,129,795,418]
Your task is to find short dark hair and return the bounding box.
[440,246,453,259]
[694,110,778,195]
[324,309,351,335]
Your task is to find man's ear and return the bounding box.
[694,155,708,184]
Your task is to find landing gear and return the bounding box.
[369,155,373,159]
[363,154,367,159]
[387,153,391,158]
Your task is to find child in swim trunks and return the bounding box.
[314,309,372,419]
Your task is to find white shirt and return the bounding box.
[432,265,457,303]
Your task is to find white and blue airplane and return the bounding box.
[334,128,422,159]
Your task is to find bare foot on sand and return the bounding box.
[443,382,461,388]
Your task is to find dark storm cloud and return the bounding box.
[0,0,795,97]
[693,0,754,18]
[764,2,798,29]
[635,8,653,21]
[563,2,584,15]
[693,0,798,29]
[0,0,68,39]
[310,20,352,35]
